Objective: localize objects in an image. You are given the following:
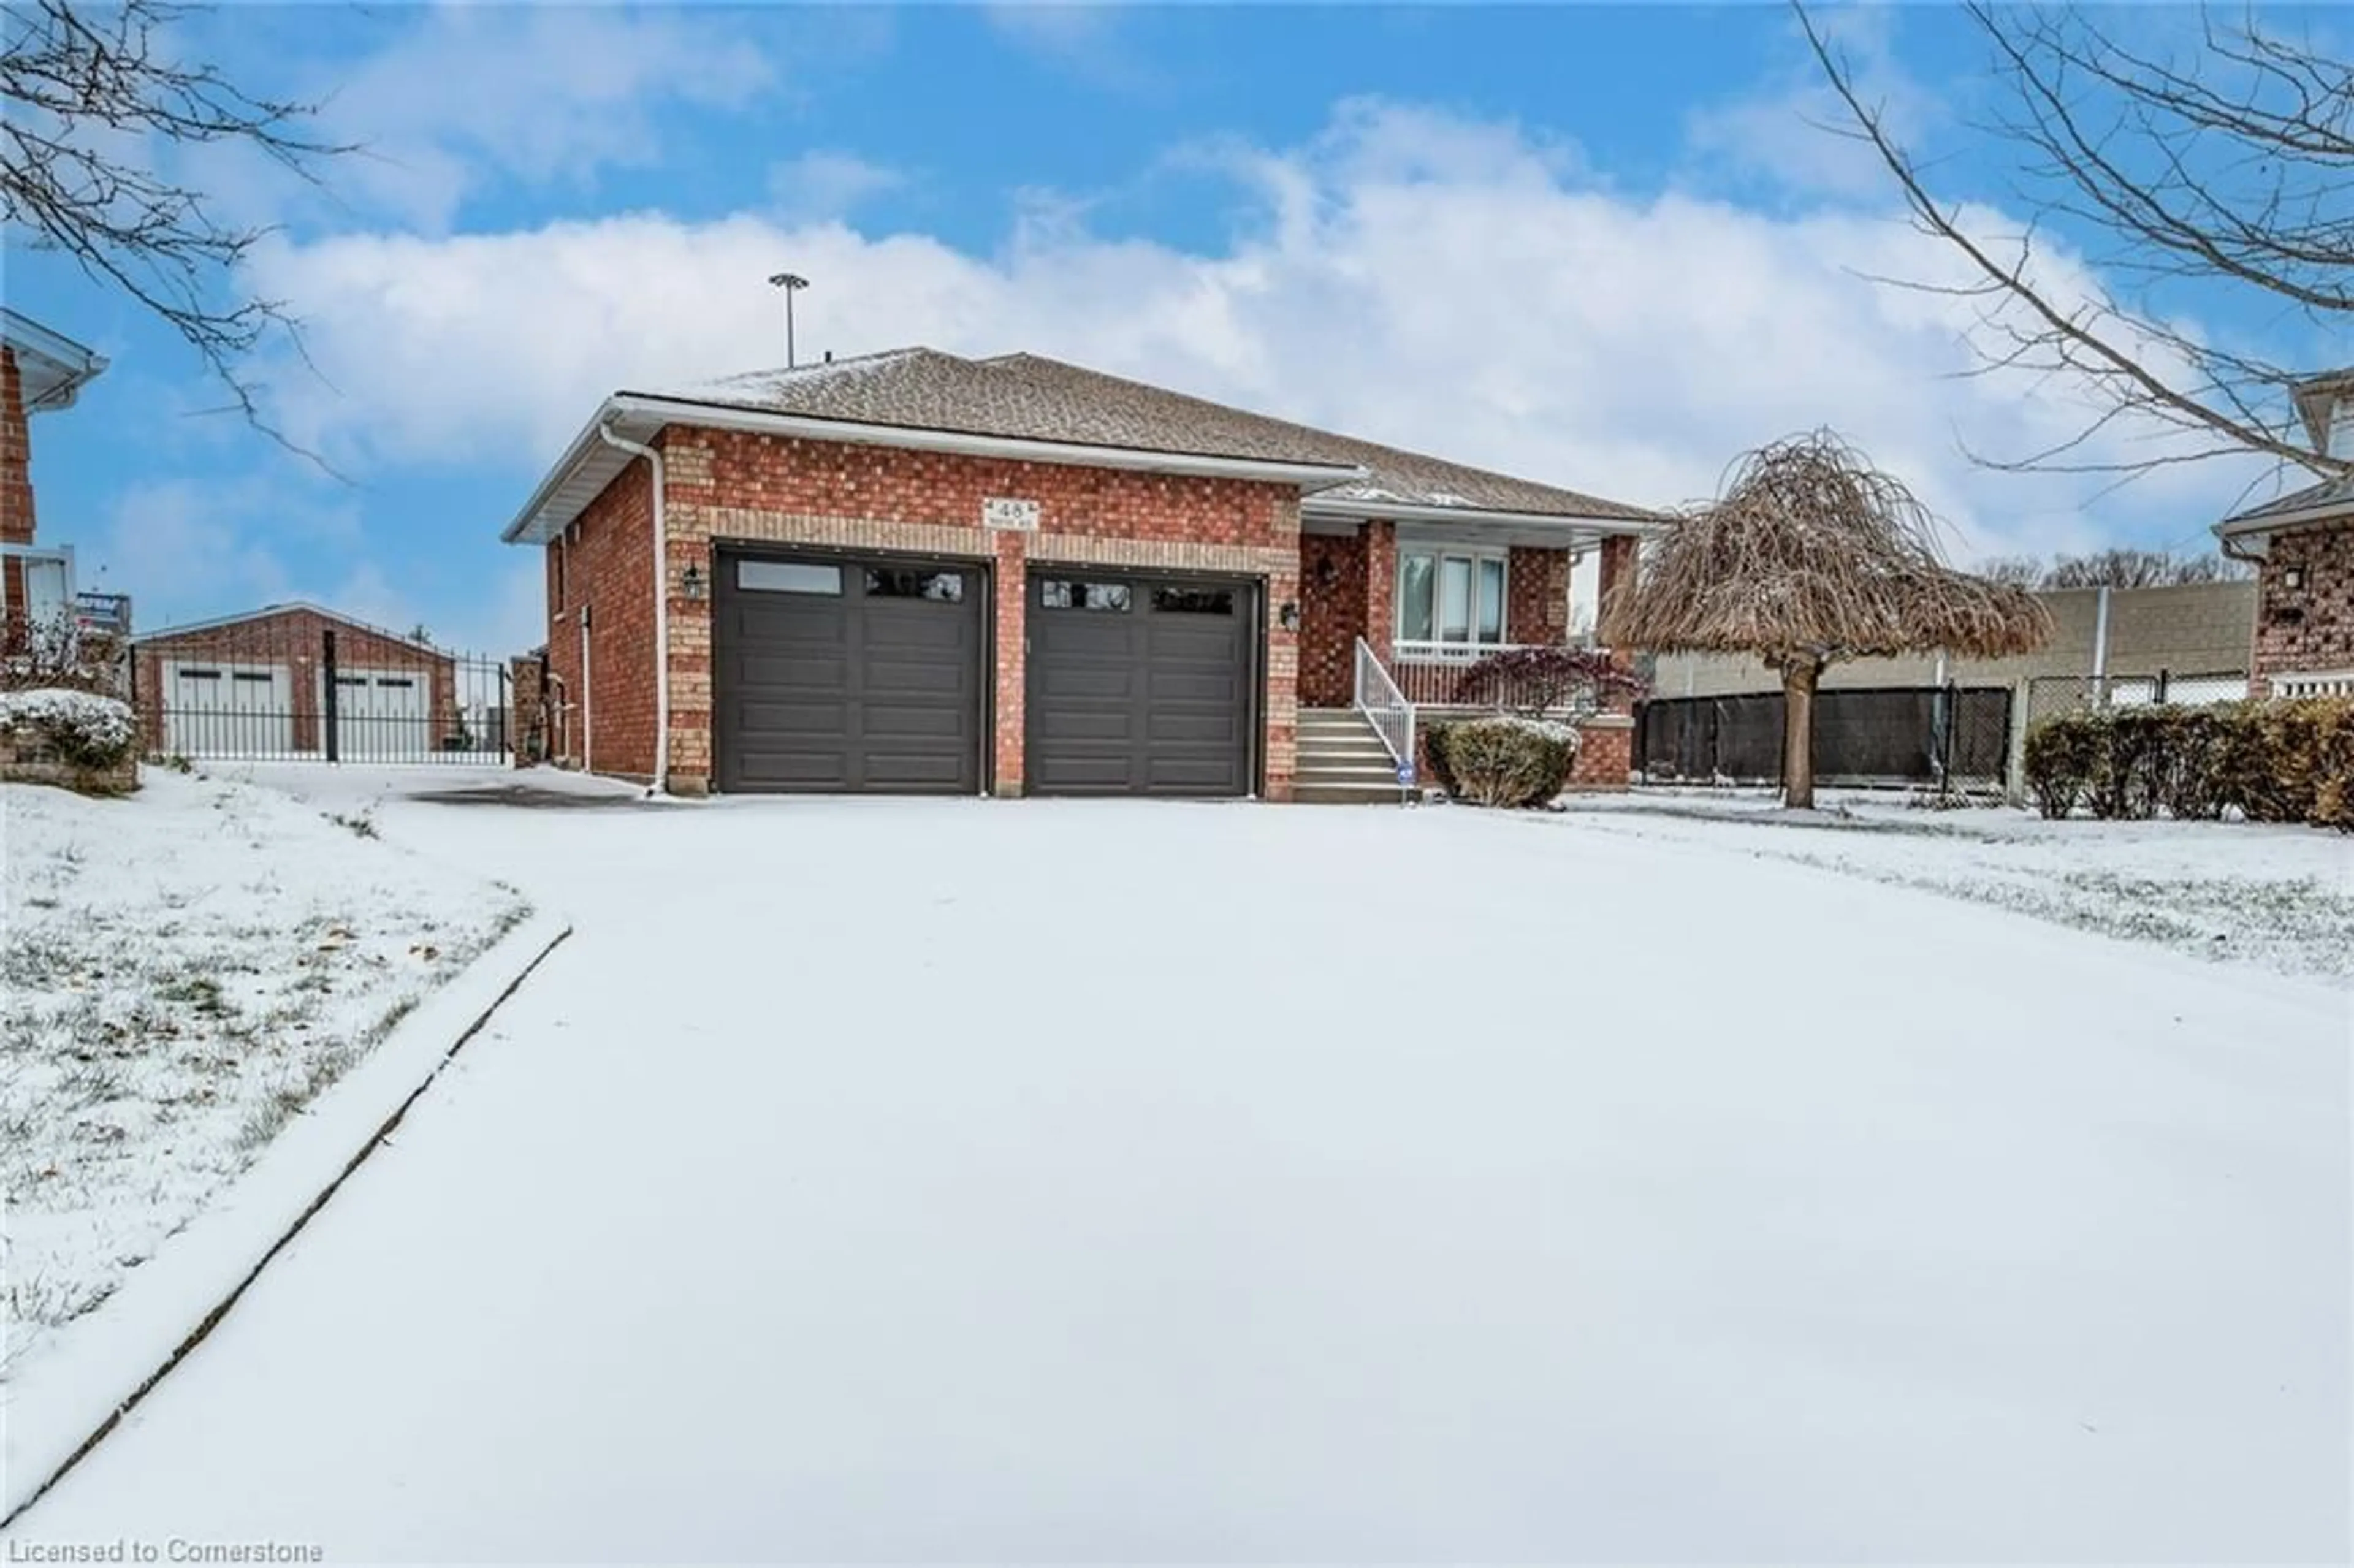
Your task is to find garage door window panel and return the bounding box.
[739,560,843,595]
[864,568,964,602]
[1040,580,1132,612]
[1150,587,1235,615]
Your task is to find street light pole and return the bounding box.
[766,272,809,367]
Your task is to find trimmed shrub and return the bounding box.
[1,688,136,771]
[1423,721,1461,797]
[2022,712,2100,819]
[1425,716,1579,807]
[2022,696,2353,831]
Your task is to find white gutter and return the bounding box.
[504,396,1371,544]
[1301,495,1669,532]
[594,419,670,794]
[577,604,593,775]
[2215,493,2354,539]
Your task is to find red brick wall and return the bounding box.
[135,609,455,755]
[1569,718,1633,788]
[558,427,1302,795]
[1363,520,1396,665]
[2252,521,2354,690]
[1506,546,1571,644]
[1297,532,1367,707]
[544,459,657,780]
[1,346,32,548]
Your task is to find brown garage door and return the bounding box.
[1026,573,1257,796]
[715,551,985,793]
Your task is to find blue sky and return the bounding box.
[8,3,2330,652]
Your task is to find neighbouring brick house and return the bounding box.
[132,603,459,760]
[2217,371,2354,701]
[503,348,1660,801]
[1,308,114,649]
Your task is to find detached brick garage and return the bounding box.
[504,349,1659,799]
[132,603,458,760]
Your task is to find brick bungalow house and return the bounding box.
[503,348,1661,801]
[2217,371,2354,699]
[133,603,459,760]
[1,308,113,646]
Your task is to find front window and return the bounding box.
[1398,549,1506,648]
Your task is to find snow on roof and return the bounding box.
[630,348,1659,522]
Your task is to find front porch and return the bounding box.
[1291,516,1647,794]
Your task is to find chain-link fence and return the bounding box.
[2022,670,2251,734]
[1636,685,2013,791]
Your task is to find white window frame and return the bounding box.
[1396,546,1509,650]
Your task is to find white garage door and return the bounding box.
[331,669,432,760]
[163,660,295,757]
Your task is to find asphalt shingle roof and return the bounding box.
[634,348,1658,522]
[2222,471,2354,530]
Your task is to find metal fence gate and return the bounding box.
[1636,685,2013,790]
[132,616,513,765]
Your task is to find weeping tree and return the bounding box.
[1601,432,2051,808]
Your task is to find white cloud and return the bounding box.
[264,5,779,232]
[768,152,906,222]
[981,4,1154,92]
[245,100,2266,571]
[1683,5,1937,200]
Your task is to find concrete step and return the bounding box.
[1299,767,1403,786]
[1293,780,1407,805]
[1297,740,1398,763]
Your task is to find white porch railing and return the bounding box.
[1353,636,1415,777]
[2273,668,2354,699]
[1392,640,1536,706]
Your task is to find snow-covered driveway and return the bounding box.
[9,781,2347,1561]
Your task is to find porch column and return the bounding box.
[991,529,1027,797]
[1,348,31,637]
[1596,533,1640,715]
[1362,519,1396,666]
[1598,535,1637,651]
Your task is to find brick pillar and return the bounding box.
[508,653,545,766]
[1,346,31,640]
[1597,533,1641,715]
[1362,519,1397,665]
[1265,561,1300,802]
[1,346,32,547]
[991,530,1027,796]
[665,531,714,795]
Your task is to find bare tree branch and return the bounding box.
[1,0,356,470]
[1799,1,2354,484]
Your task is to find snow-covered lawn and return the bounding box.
[5,780,2346,1560]
[1561,786,2354,984]
[0,772,529,1378]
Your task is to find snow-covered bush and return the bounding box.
[1,687,138,773]
[2024,698,2353,831]
[1425,715,1580,807]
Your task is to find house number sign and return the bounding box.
[982,497,1040,531]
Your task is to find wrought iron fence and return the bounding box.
[1636,684,2013,790]
[131,614,513,765]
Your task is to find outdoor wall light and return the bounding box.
[680,562,707,601]
[2281,565,2306,591]
[1278,600,1302,632]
